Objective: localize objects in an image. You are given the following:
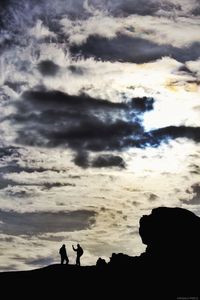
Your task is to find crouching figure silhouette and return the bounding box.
[59,244,69,265]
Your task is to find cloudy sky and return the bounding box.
[0,0,200,271]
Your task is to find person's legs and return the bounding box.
[77,256,80,266]
[61,257,64,264]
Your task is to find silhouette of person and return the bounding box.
[72,243,84,266]
[59,244,69,265]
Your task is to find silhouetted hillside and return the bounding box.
[0,207,199,299]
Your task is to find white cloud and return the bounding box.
[59,13,200,48]
[28,20,56,40]
[60,14,122,45]
[186,59,200,78]
[125,15,200,48]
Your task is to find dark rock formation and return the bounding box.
[96,257,107,268]
[139,207,200,265]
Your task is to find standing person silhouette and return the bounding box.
[72,243,84,266]
[59,244,69,265]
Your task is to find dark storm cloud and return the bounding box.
[4,81,27,93]
[68,65,86,75]
[149,126,200,145]
[177,65,195,76]
[6,89,200,167]
[37,60,60,76]
[74,151,90,168]
[0,209,96,235]
[20,89,127,110]
[9,88,154,166]
[46,119,139,148]
[131,97,154,111]
[73,152,125,168]
[91,154,125,168]
[70,34,200,64]
[0,0,11,8]
[0,146,20,159]
[0,0,11,28]
[182,184,200,205]
[106,0,181,16]
[11,88,200,167]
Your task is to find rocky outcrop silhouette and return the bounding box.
[139,205,200,294]
[0,206,199,298]
[139,207,200,265]
[142,207,200,295]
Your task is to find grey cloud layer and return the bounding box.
[0,209,96,235]
[182,184,200,205]
[70,34,200,64]
[1,0,198,27]
[0,146,21,159]
[74,152,126,168]
[150,126,200,145]
[0,161,76,192]
[107,0,181,16]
